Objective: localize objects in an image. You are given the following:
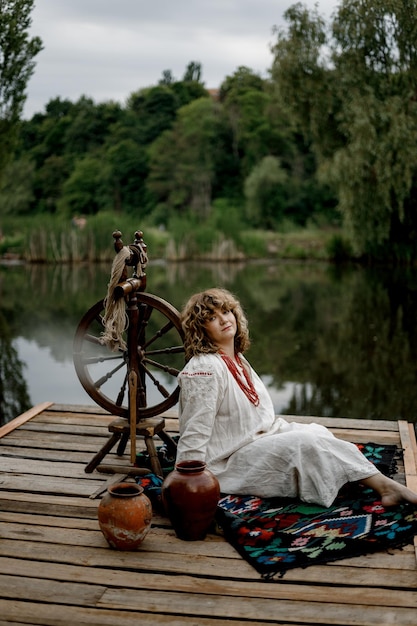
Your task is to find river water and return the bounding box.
[1,258,417,425]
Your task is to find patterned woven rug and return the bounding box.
[136,441,417,579]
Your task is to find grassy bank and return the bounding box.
[0,213,348,263]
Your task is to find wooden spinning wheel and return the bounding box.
[73,230,185,475]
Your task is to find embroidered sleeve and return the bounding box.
[176,357,222,463]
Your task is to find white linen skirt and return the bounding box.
[210,421,378,507]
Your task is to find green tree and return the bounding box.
[183,61,202,83]
[0,154,34,214]
[64,97,122,157]
[58,153,111,216]
[219,64,336,227]
[217,67,282,204]
[171,79,208,108]
[244,156,289,228]
[0,0,43,173]
[159,69,174,85]
[127,70,208,146]
[148,97,222,220]
[127,85,180,144]
[271,0,417,261]
[14,96,122,215]
[35,154,69,213]
[219,66,267,162]
[220,65,265,101]
[106,139,149,214]
[21,98,75,166]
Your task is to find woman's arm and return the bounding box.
[176,359,222,463]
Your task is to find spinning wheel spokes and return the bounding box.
[94,359,127,389]
[73,293,185,419]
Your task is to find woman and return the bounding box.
[176,288,417,508]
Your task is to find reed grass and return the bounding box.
[0,213,340,263]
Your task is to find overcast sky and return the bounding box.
[24,0,338,119]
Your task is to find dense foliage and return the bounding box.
[272,0,417,261]
[1,1,417,262]
[1,61,336,235]
[0,0,42,172]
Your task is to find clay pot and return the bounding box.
[162,460,220,541]
[98,482,152,550]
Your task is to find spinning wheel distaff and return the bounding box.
[73,230,185,475]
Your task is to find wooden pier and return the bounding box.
[0,403,416,625]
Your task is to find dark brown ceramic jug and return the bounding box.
[98,481,152,550]
[162,460,220,541]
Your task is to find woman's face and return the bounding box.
[203,307,237,350]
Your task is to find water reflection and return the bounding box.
[1,259,417,424]
[0,311,31,424]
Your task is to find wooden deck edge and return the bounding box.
[398,420,417,562]
[0,402,54,439]
[398,421,417,488]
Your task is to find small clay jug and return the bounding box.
[98,481,152,550]
[162,460,220,541]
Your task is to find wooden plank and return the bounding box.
[0,511,100,530]
[1,510,414,561]
[34,413,116,426]
[1,427,108,441]
[159,414,401,435]
[1,559,416,616]
[1,546,417,624]
[98,589,417,625]
[0,402,53,438]
[0,430,118,450]
[279,414,400,432]
[0,443,144,473]
[0,573,106,607]
[0,600,265,626]
[328,429,401,445]
[0,537,252,579]
[13,406,403,432]
[16,422,113,436]
[0,445,103,464]
[44,403,111,415]
[1,537,414,590]
[398,421,417,490]
[0,523,239,557]
[1,527,416,582]
[1,555,416,605]
[0,621,32,626]
[0,457,104,479]
[398,420,417,562]
[0,508,169,530]
[0,492,166,527]
[1,536,415,586]
[0,491,100,518]
[0,474,105,497]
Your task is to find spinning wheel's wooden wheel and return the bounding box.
[73,293,185,419]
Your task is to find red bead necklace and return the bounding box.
[220,351,260,406]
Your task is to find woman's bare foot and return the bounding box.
[361,473,417,507]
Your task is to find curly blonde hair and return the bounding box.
[181,288,251,360]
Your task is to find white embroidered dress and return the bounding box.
[176,353,378,507]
